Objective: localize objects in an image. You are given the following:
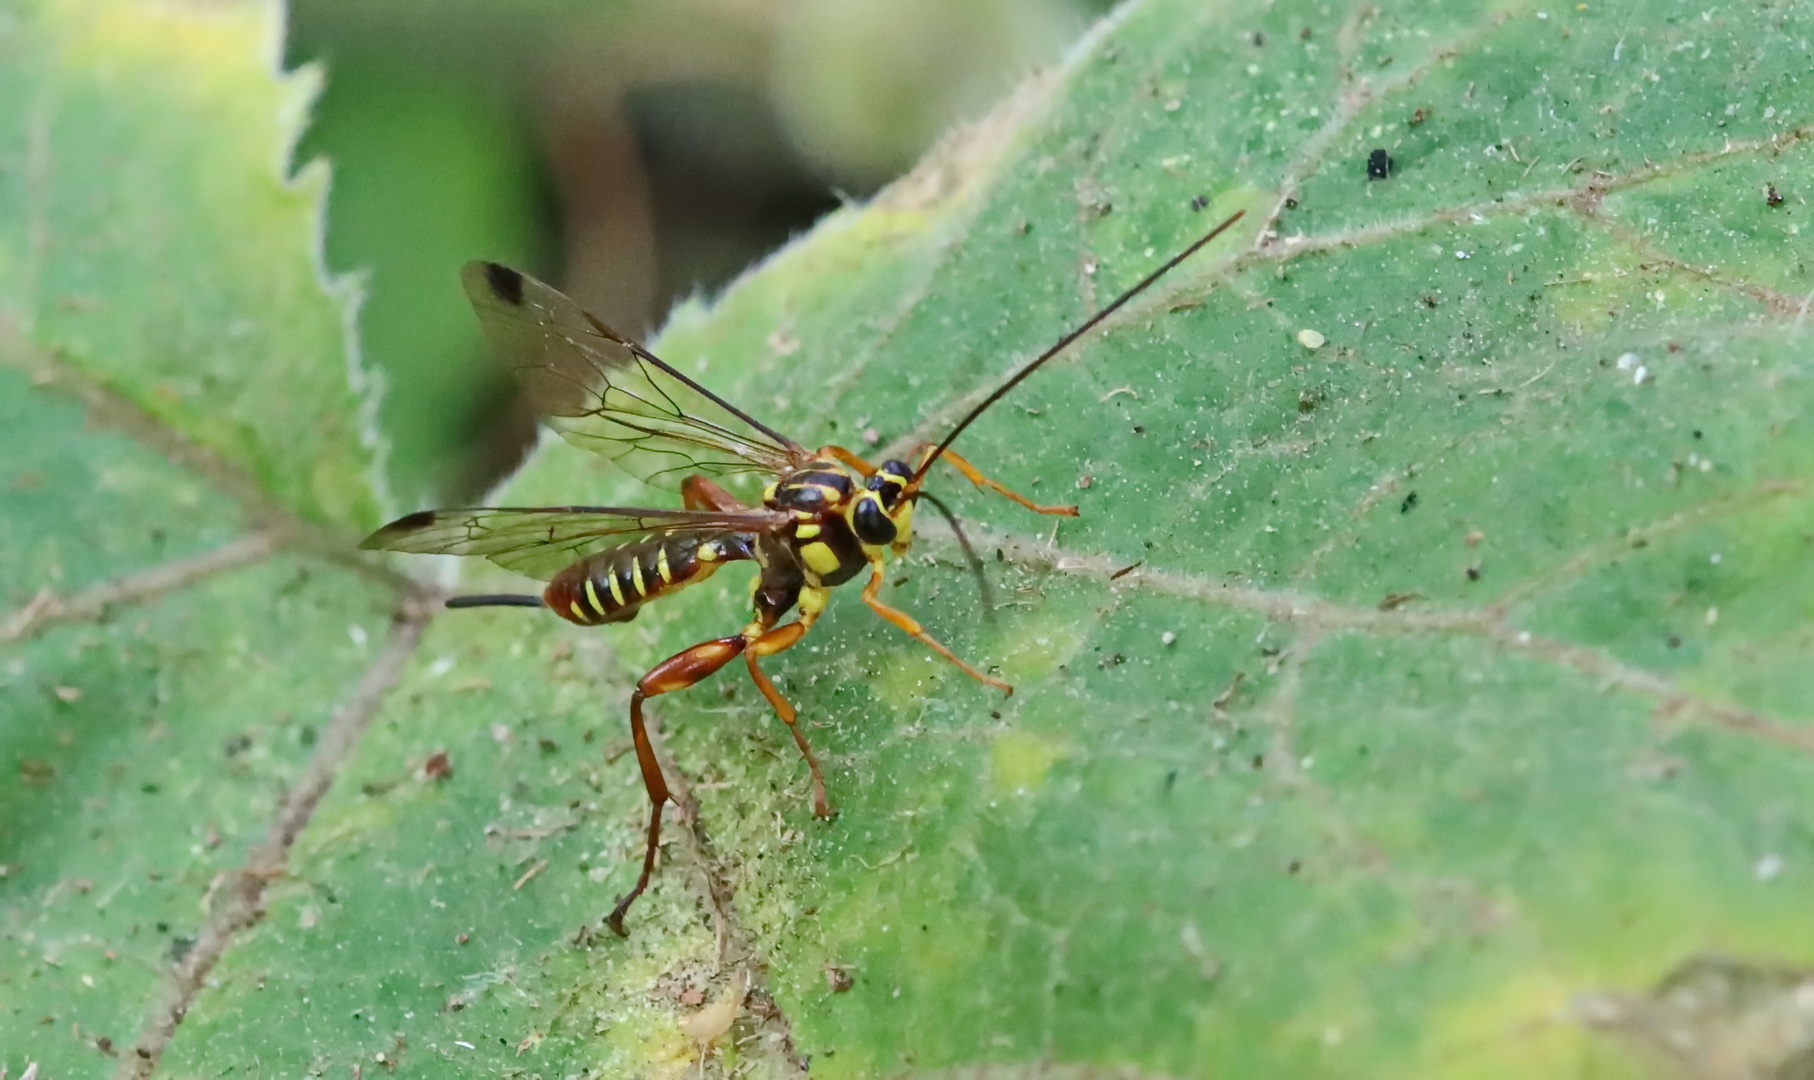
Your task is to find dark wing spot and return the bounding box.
[360,509,438,548]
[483,262,526,306]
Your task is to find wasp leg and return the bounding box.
[916,445,1079,517]
[861,564,1013,695]
[609,634,747,936]
[740,618,836,818]
[680,475,747,512]
[816,444,878,477]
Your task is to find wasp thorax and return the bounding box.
[767,464,854,513]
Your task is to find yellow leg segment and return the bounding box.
[917,445,1079,517]
[861,562,1013,695]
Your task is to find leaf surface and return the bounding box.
[6,0,1814,1077]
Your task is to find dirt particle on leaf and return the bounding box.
[1366,148,1393,179]
[421,751,453,781]
[1766,184,1784,207]
[825,965,854,993]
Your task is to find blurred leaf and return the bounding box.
[0,0,386,1075]
[9,0,1814,1077]
[292,56,542,504]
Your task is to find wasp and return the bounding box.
[361,209,1245,932]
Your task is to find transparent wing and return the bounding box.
[464,261,810,485]
[360,504,791,580]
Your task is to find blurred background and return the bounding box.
[286,0,1112,507]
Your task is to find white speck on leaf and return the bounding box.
[1297,328,1325,349]
[1756,853,1784,881]
[1161,631,1178,645]
[1616,352,1640,370]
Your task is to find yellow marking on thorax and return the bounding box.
[583,577,605,614]
[698,544,719,563]
[795,523,821,540]
[607,570,627,606]
[630,558,648,596]
[656,547,673,583]
[799,541,843,577]
[569,599,588,622]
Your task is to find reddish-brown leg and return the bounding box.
[860,565,1013,694]
[680,474,746,512]
[607,634,746,935]
[741,620,834,817]
[915,445,1080,517]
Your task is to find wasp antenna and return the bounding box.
[911,208,1246,485]
[446,593,546,609]
[919,491,996,619]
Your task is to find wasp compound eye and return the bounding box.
[853,494,898,545]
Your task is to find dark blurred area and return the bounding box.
[286,0,1108,507]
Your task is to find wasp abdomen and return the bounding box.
[545,534,753,626]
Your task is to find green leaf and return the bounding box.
[8,0,1814,1077]
[0,0,388,1074]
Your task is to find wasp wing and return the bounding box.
[464,261,810,485]
[360,505,792,581]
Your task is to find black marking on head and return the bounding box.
[484,262,526,306]
[853,496,897,546]
[867,460,912,509]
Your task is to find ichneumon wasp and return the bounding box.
[361,209,1246,932]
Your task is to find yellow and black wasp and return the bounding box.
[361,209,1245,932]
